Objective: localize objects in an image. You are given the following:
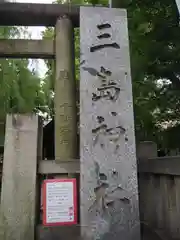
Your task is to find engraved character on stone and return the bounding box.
[90,23,120,52]
[92,116,128,149]
[82,65,121,102]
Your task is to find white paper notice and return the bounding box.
[45,181,75,224]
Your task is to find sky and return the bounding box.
[15,0,54,78]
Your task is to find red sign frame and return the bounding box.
[43,178,77,226]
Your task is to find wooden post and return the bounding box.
[0,114,41,240]
[137,141,157,161]
[137,141,157,236]
[55,16,77,163]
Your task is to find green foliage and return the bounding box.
[127,0,180,147]
[0,26,50,118]
[2,0,180,149]
[42,0,180,149]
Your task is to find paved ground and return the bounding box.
[142,224,168,240]
[38,223,172,240]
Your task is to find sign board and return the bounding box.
[43,178,77,226]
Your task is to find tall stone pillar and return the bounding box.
[55,17,77,162]
[0,114,41,240]
[80,7,141,240]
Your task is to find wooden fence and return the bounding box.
[138,142,180,240]
[1,123,180,240]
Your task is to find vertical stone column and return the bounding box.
[0,114,41,240]
[80,7,140,240]
[55,16,77,162]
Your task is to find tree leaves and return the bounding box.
[0,26,48,116]
[42,0,180,149]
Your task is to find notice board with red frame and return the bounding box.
[43,178,77,226]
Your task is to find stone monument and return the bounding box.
[80,6,141,240]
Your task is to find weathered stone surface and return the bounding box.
[0,114,41,240]
[80,7,140,240]
[55,17,77,162]
[0,39,54,59]
[0,2,79,27]
[37,225,80,240]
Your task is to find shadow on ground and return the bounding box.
[37,224,176,240]
[141,223,171,240]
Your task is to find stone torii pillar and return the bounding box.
[55,16,77,163]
